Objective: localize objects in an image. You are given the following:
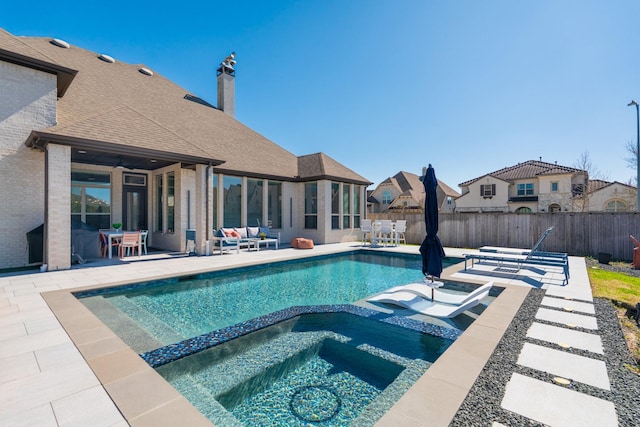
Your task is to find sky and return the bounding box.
[3,0,640,190]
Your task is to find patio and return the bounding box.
[0,243,633,426]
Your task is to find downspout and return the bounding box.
[205,163,212,255]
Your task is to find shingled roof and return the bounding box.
[381,171,460,198]
[3,28,369,184]
[459,160,586,187]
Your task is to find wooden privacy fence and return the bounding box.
[368,212,640,261]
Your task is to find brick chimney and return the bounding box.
[217,52,235,117]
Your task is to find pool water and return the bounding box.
[156,313,452,426]
[80,252,460,349]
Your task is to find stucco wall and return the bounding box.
[0,61,57,269]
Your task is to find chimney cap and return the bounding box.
[217,52,236,76]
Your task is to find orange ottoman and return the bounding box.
[297,238,314,249]
[290,238,300,248]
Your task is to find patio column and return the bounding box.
[194,164,211,255]
[45,143,71,270]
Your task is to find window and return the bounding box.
[268,181,282,228]
[381,190,392,204]
[156,175,163,232]
[331,182,340,229]
[480,184,496,198]
[343,184,351,229]
[167,172,175,233]
[517,183,534,196]
[304,182,318,229]
[551,182,558,192]
[247,178,263,227]
[71,171,111,229]
[223,175,242,227]
[447,196,453,205]
[515,207,532,213]
[353,185,361,229]
[605,200,627,212]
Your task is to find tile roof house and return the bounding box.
[368,171,460,214]
[0,28,370,270]
[455,159,637,213]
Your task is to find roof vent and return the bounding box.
[98,54,115,63]
[50,38,70,48]
[139,67,154,76]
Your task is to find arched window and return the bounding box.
[605,200,627,212]
[548,204,561,213]
[515,207,532,214]
[381,190,392,204]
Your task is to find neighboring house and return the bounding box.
[0,28,370,271]
[455,159,637,213]
[585,180,636,212]
[368,171,460,214]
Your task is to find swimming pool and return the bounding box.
[78,252,461,352]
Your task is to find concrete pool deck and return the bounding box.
[0,243,619,426]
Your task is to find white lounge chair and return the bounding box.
[382,281,493,305]
[368,290,486,318]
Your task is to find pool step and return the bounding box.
[104,296,186,349]
[127,295,203,338]
[169,374,244,427]
[80,296,168,353]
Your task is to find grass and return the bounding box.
[587,264,640,375]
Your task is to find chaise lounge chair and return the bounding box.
[381,281,493,305]
[464,227,570,285]
[368,290,487,318]
[479,226,567,260]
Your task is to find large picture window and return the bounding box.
[268,181,282,228]
[247,178,263,227]
[331,182,340,229]
[343,184,351,229]
[166,172,175,233]
[224,175,242,227]
[353,185,361,229]
[155,175,163,232]
[305,182,318,229]
[71,171,111,229]
[517,183,534,196]
[212,175,218,230]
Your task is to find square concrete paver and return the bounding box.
[526,322,603,354]
[516,343,610,390]
[501,373,617,427]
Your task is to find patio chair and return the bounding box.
[119,232,141,257]
[381,281,493,306]
[394,220,407,245]
[368,289,487,318]
[378,220,395,246]
[99,230,120,258]
[140,230,149,255]
[360,219,372,246]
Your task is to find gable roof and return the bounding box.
[2,28,368,183]
[376,171,460,200]
[459,160,586,187]
[587,179,636,193]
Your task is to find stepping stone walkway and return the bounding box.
[500,257,619,426]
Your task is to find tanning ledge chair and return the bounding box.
[368,289,488,318]
[380,281,493,305]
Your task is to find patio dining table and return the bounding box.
[103,231,123,259]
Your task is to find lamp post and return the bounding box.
[629,100,640,211]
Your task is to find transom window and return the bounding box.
[517,183,534,196]
[515,206,532,213]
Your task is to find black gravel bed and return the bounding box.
[449,288,640,426]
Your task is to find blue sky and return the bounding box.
[3,1,640,190]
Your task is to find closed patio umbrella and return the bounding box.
[419,164,445,279]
